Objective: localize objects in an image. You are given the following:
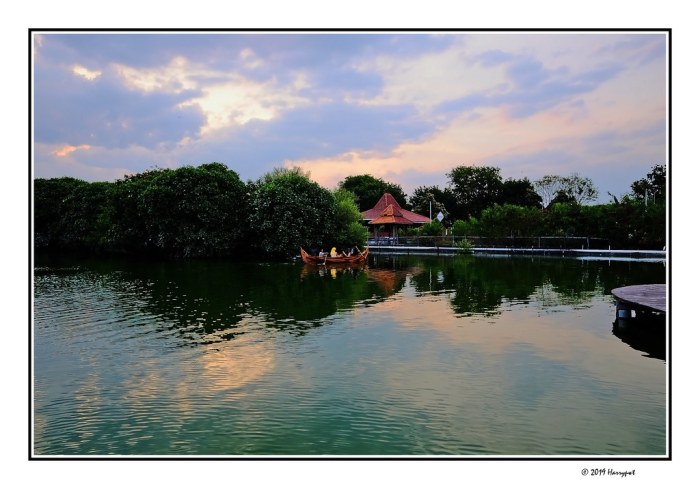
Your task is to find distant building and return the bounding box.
[361,193,431,240]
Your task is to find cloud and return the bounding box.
[34,59,205,149]
[32,31,668,203]
[52,144,91,157]
[71,64,101,81]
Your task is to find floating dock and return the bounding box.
[611,284,666,321]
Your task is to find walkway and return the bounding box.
[369,245,667,260]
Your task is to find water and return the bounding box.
[32,253,667,457]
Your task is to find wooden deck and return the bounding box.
[611,284,666,314]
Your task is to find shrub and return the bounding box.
[455,238,474,254]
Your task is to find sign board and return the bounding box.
[436,211,444,222]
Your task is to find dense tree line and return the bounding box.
[444,164,666,249]
[34,163,365,259]
[34,162,667,258]
[346,165,665,250]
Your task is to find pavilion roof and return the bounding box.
[361,193,431,225]
[368,204,415,225]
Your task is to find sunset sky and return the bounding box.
[32,30,667,202]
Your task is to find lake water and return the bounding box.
[32,253,667,457]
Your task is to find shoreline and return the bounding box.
[369,246,667,261]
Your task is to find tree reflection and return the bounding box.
[379,255,665,318]
[36,254,665,346]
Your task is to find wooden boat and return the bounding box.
[300,247,369,265]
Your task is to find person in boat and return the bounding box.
[330,247,338,257]
[318,249,325,257]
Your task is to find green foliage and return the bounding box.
[250,166,335,257]
[408,185,455,220]
[342,221,370,247]
[543,203,579,236]
[455,239,474,254]
[447,165,503,219]
[451,219,468,237]
[631,164,666,202]
[338,174,408,211]
[479,204,544,238]
[62,181,114,250]
[109,167,169,253]
[399,226,421,237]
[33,162,667,258]
[139,163,248,257]
[420,219,444,236]
[593,200,665,249]
[34,177,89,248]
[333,188,362,225]
[500,177,542,208]
[332,189,367,247]
[33,178,113,251]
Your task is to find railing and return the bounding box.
[367,236,612,249]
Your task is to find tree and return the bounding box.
[479,204,544,238]
[535,173,598,207]
[408,185,456,221]
[543,203,581,236]
[34,177,89,248]
[331,188,368,247]
[338,174,407,211]
[420,219,444,236]
[139,163,248,257]
[451,219,469,237]
[35,179,113,251]
[562,173,599,205]
[631,164,666,203]
[550,189,577,206]
[534,175,565,209]
[109,167,167,253]
[500,177,542,208]
[447,165,503,219]
[35,180,113,251]
[250,167,336,257]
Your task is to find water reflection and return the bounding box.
[301,262,415,296]
[34,253,667,456]
[613,314,666,360]
[35,254,666,350]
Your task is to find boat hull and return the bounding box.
[300,247,369,265]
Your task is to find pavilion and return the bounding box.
[361,193,431,240]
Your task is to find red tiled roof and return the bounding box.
[373,193,401,210]
[399,209,431,224]
[361,193,431,225]
[369,204,415,225]
[369,215,416,225]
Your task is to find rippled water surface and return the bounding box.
[33,254,667,456]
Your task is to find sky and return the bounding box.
[31,30,668,203]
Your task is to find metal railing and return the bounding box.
[367,235,612,249]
